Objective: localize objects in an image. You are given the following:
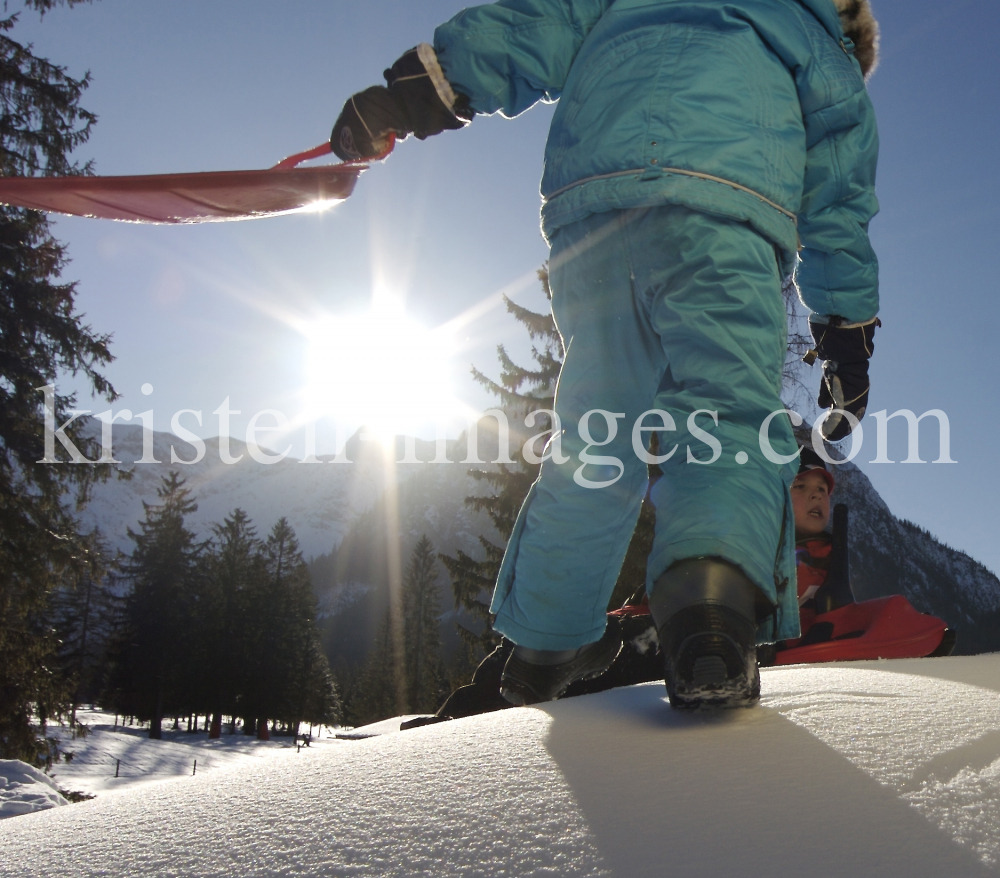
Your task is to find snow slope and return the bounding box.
[3,656,1000,876]
[0,710,353,819]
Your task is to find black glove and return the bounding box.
[804,316,879,442]
[331,44,471,161]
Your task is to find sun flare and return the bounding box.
[302,300,463,439]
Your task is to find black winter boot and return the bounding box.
[500,618,623,706]
[650,559,765,709]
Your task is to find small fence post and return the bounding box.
[115,758,120,778]
[192,759,197,776]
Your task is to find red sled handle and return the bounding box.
[271,133,397,170]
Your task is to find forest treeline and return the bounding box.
[108,473,339,739]
[41,473,343,751]
[5,468,342,764]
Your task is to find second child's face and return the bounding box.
[791,470,831,538]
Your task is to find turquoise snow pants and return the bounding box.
[490,206,801,649]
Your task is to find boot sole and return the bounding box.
[669,676,761,710]
[670,651,760,709]
[663,612,761,710]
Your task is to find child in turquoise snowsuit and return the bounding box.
[331,0,880,701]
[434,0,878,644]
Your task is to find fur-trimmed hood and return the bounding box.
[833,0,880,78]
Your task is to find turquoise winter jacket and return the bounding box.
[433,0,879,322]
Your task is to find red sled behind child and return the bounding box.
[762,449,955,665]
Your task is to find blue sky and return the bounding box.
[13,0,1000,576]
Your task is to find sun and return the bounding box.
[302,299,464,439]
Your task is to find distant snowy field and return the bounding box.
[14,709,350,800]
[3,656,1000,876]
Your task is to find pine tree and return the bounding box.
[48,530,116,724]
[0,0,115,764]
[201,508,264,738]
[296,639,342,731]
[439,269,562,657]
[403,535,444,714]
[261,517,341,735]
[114,473,201,739]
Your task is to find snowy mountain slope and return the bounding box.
[823,457,1000,651]
[73,420,489,560]
[4,656,1000,877]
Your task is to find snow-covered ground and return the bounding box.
[3,656,1000,876]
[37,709,344,799]
[0,708,353,823]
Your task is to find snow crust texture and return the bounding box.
[765,659,1000,868]
[0,761,67,819]
[4,659,1000,876]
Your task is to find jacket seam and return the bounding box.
[544,167,798,223]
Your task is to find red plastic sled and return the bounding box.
[0,139,393,224]
[773,595,952,665]
[611,593,953,666]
